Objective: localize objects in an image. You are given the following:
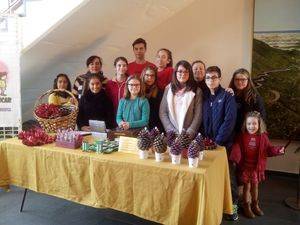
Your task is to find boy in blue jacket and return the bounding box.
[203,66,238,221]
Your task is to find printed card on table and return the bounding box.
[118,136,138,154]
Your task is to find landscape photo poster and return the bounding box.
[252,0,300,140]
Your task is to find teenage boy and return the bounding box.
[202,66,238,221]
[127,38,156,76]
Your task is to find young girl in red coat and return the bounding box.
[230,111,285,219]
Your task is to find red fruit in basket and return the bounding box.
[35,103,62,119]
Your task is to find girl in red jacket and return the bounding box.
[105,57,129,117]
[155,48,173,90]
[230,111,285,219]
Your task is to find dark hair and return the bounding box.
[157,48,173,67]
[206,66,221,77]
[229,68,258,105]
[84,74,102,95]
[53,73,72,98]
[114,56,128,67]
[132,38,147,49]
[192,60,206,69]
[86,55,102,67]
[171,60,196,94]
[124,75,145,99]
[53,73,71,91]
[141,66,158,85]
[242,111,267,134]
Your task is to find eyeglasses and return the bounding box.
[128,83,140,87]
[176,70,189,74]
[145,74,155,77]
[234,78,248,82]
[205,76,219,81]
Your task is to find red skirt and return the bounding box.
[239,168,265,184]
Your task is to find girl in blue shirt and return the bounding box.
[116,75,150,130]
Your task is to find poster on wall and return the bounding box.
[0,15,21,139]
[252,0,300,140]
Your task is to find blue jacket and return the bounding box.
[203,86,237,149]
[116,97,150,129]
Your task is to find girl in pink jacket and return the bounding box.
[230,111,285,219]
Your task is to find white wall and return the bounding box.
[91,0,254,87]
[142,0,254,86]
[21,0,85,49]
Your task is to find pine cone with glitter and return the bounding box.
[137,127,149,139]
[170,138,182,155]
[137,128,151,150]
[166,130,177,147]
[153,133,167,153]
[195,133,205,151]
[149,127,160,142]
[177,130,192,149]
[188,140,200,158]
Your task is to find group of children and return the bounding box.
[48,38,285,221]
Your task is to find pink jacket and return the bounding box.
[230,132,284,181]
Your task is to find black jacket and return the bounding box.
[235,94,266,132]
[77,89,115,130]
[148,89,164,132]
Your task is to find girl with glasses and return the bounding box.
[159,60,202,139]
[141,66,164,131]
[229,68,266,133]
[116,76,150,131]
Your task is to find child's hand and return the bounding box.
[225,88,234,96]
[118,121,129,130]
[279,147,285,154]
[122,122,130,130]
[81,126,91,131]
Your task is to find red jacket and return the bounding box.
[105,78,127,116]
[127,61,156,76]
[230,132,284,181]
[157,67,173,90]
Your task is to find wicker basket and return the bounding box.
[33,89,78,133]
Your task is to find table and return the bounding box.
[0,138,232,225]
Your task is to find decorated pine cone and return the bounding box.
[177,130,192,149]
[188,140,200,158]
[153,133,167,153]
[170,138,182,155]
[166,130,177,147]
[195,133,205,151]
[137,127,149,139]
[137,128,151,151]
[149,127,160,142]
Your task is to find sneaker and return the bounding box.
[224,204,239,221]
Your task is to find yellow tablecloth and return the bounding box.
[0,138,232,225]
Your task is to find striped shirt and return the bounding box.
[72,71,108,99]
